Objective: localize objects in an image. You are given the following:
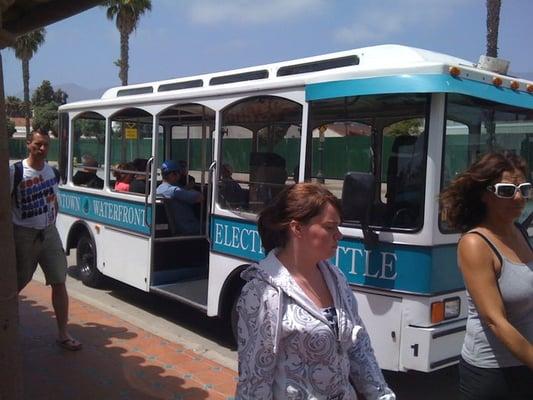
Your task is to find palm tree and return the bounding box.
[485,0,502,151]
[104,0,152,86]
[486,0,501,57]
[11,29,46,136]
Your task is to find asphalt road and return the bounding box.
[34,253,460,399]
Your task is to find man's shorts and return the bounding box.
[13,224,68,291]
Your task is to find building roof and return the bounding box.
[0,0,103,46]
[9,116,30,126]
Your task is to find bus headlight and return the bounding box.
[431,297,461,323]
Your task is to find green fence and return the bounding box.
[9,138,60,161]
[10,134,532,180]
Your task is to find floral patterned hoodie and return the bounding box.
[236,250,396,400]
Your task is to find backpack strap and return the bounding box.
[11,160,23,207]
[52,166,60,184]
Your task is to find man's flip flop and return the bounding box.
[56,338,82,351]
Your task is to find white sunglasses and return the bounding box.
[486,182,532,199]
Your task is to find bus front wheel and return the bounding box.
[77,234,103,287]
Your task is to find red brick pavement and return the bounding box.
[18,280,238,400]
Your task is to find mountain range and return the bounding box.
[11,83,108,103]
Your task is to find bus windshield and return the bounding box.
[307,93,430,231]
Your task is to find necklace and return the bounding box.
[293,272,332,307]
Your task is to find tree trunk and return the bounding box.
[0,50,23,400]
[119,29,129,86]
[486,0,501,57]
[22,57,30,135]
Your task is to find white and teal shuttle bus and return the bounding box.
[55,45,533,372]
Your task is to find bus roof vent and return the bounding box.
[116,86,154,97]
[209,70,269,86]
[477,55,510,75]
[158,79,204,92]
[277,55,359,77]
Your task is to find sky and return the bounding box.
[3,0,533,98]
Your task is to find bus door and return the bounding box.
[150,104,216,310]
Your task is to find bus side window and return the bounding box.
[219,96,302,214]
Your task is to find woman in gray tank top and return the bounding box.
[441,152,533,400]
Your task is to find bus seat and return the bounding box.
[249,152,287,210]
[342,172,375,223]
[219,180,249,209]
[385,135,424,227]
[161,198,178,236]
[161,197,203,236]
[155,198,170,236]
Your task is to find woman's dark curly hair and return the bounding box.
[257,183,342,253]
[440,151,529,232]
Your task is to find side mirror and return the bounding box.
[342,172,379,248]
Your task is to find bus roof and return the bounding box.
[59,44,533,111]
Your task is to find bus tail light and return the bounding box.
[431,297,461,323]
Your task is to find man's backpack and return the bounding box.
[11,161,60,207]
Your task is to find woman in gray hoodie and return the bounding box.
[236,183,395,400]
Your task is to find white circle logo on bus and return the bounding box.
[82,198,90,215]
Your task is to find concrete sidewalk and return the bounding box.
[18,280,238,400]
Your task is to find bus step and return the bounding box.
[152,267,207,285]
[150,279,208,311]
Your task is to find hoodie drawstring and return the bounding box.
[273,286,283,354]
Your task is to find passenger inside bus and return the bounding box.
[72,154,104,189]
[177,160,196,188]
[113,162,134,192]
[219,163,248,209]
[129,158,148,194]
[156,160,203,236]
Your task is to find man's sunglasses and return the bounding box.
[486,182,532,199]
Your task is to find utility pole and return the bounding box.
[0,2,22,397]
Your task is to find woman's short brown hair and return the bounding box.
[440,151,529,232]
[257,183,342,253]
[113,162,134,181]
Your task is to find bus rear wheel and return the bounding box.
[77,234,103,287]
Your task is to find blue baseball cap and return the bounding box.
[161,160,179,175]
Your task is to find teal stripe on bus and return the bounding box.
[58,189,151,235]
[306,74,533,109]
[211,215,464,295]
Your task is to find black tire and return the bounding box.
[76,233,103,287]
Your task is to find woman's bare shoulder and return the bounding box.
[458,231,498,272]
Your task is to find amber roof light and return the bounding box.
[492,76,503,86]
[449,66,461,77]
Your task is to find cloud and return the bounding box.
[334,0,476,44]
[186,0,326,25]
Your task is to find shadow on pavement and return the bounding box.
[67,264,237,351]
[383,367,459,400]
[19,292,211,400]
